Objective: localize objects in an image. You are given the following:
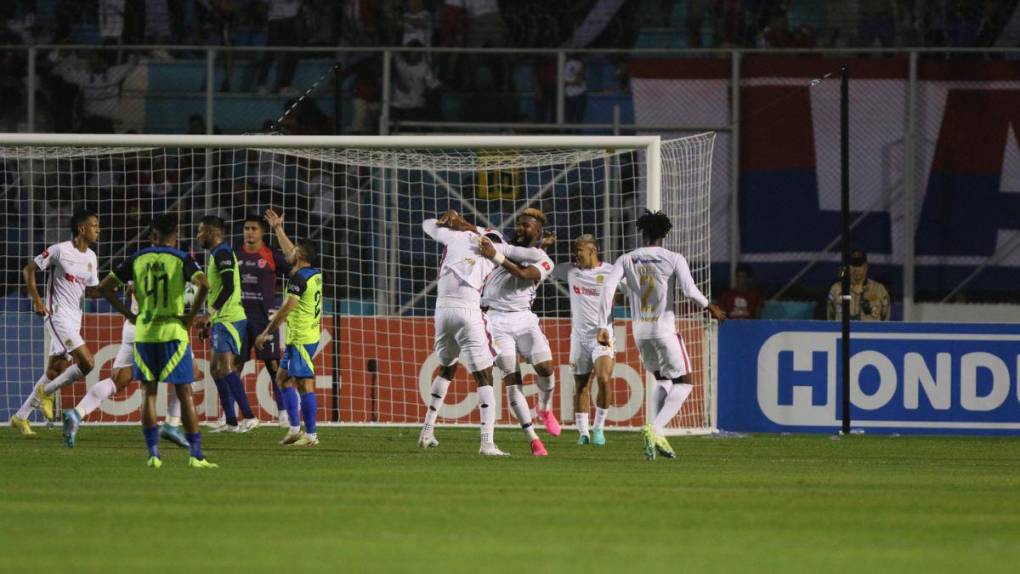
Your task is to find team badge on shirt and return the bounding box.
[258,259,266,268]
[596,275,604,284]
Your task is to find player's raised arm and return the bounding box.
[264,208,296,256]
[479,236,545,282]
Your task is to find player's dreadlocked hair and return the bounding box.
[636,210,672,242]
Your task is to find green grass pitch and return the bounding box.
[2,426,1019,573]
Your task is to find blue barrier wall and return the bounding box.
[0,315,45,423]
[719,320,1020,435]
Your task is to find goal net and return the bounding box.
[0,133,715,435]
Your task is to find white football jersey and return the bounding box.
[556,261,619,339]
[422,219,533,308]
[598,246,707,339]
[33,241,99,325]
[481,246,554,312]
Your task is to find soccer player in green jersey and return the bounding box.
[97,214,217,468]
[257,208,323,447]
[196,215,257,433]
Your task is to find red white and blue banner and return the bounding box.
[631,57,1020,293]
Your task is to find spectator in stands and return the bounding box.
[563,55,587,130]
[340,55,382,134]
[99,0,126,47]
[279,96,333,134]
[718,263,764,319]
[401,0,433,46]
[392,39,440,130]
[253,0,303,95]
[188,113,206,134]
[756,6,817,48]
[827,250,891,321]
[144,0,174,60]
[442,0,509,89]
[858,0,897,47]
[201,0,240,92]
[50,51,137,133]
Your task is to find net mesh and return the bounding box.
[0,134,714,433]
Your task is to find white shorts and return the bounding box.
[434,306,496,372]
[113,321,136,369]
[46,315,85,358]
[485,310,552,365]
[570,335,614,376]
[636,334,692,380]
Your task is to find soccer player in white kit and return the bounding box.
[10,210,102,436]
[418,210,544,456]
[549,234,623,446]
[478,208,559,457]
[596,211,726,460]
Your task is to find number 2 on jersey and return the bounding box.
[639,270,655,312]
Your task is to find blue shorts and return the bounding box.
[211,320,246,356]
[134,341,195,384]
[281,342,319,379]
[241,316,283,362]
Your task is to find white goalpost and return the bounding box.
[0,132,715,435]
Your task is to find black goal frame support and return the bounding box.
[840,65,852,436]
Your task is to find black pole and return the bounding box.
[840,65,851,436]
[331,312,341,422]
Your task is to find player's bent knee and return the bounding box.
[495,355,517,373]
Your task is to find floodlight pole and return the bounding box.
[840,65,851,436]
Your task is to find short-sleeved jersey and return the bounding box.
[285,267,323,345]
[207,243,246,324]
[481,248,554,312]
[598,246,708,340]
[556,262,618,339]
[33,241,99,325]
[112,246,204,343]
[238,244,291,319]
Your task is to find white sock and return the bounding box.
[536,374,555,412]
[15,375,50,418]
[290,425,301,433]
[594,407,608,431]
[43,364,84,395]
[422,376,451,436]
[575,412,590,437]
[653,383,693,435]
[477,385,496,445]
[306,432,317,440]
[75,378,117,419]
[167,390,181,426]
[507,385,537,441]
[652,381,670,419]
